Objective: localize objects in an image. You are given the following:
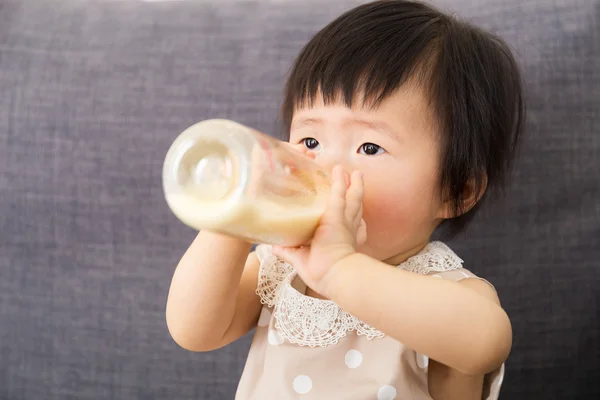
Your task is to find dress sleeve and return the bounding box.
[427,268,498,294]
[254,244,295,308]
[255,243,272,264]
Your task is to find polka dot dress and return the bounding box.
[235,243,505,399]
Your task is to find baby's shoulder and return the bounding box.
[402,242,498,291]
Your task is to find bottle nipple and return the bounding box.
[171,140,236,202]
[189,154,233,200]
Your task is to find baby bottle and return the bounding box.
[162,119,331,246]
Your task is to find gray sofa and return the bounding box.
[1,0,598,399]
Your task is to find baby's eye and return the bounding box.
[301,138,321,151]
[358,143,385,156]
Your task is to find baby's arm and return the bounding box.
[165,231,262,352]
[426,278,500,399]
[325,253,512,377]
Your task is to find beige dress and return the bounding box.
[236,242,504,399]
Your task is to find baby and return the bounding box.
[166,1,524,399]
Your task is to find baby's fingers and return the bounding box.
[356,218,368,246]
[325,165,348,221]
[345,170,364,222]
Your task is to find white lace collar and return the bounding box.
[396,241,464,274]
[256,241,463,348]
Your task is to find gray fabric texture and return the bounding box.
[0,0,598,399]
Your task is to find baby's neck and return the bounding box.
[305,286,329,300]
[383,241,430,266]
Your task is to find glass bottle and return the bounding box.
[162,119,331,246]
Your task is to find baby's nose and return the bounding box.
[314,152,351,174]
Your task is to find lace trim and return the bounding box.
[397,242,464,274]
[256,249,294,308]
[273,272,385,347]
[255,241,462,347]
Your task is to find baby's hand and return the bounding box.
[272,165,367,296]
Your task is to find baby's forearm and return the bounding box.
[166,231,252,351]
[325,253,511,376]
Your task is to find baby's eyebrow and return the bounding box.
[346,119,400,141]
[291,117,401,143]
[290,118,323,130]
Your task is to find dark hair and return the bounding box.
[280,0,525,237]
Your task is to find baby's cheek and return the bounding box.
[364,196,407,234]
[363,185,433,239]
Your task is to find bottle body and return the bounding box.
[162,119,330,246]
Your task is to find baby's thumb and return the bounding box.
[272,245,309,268]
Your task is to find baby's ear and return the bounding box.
[436,173,488,219]
[460,174,488,214]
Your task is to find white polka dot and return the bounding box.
[293,375,312,394]
[416,353,429,369]
[431,274,443,279]
[377,385,397,400]
[257,308,271,327]
[267,329,284,345]
[345,349,363,368]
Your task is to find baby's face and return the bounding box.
[289,85,449,264]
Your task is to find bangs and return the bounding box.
[281,3,443,132]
